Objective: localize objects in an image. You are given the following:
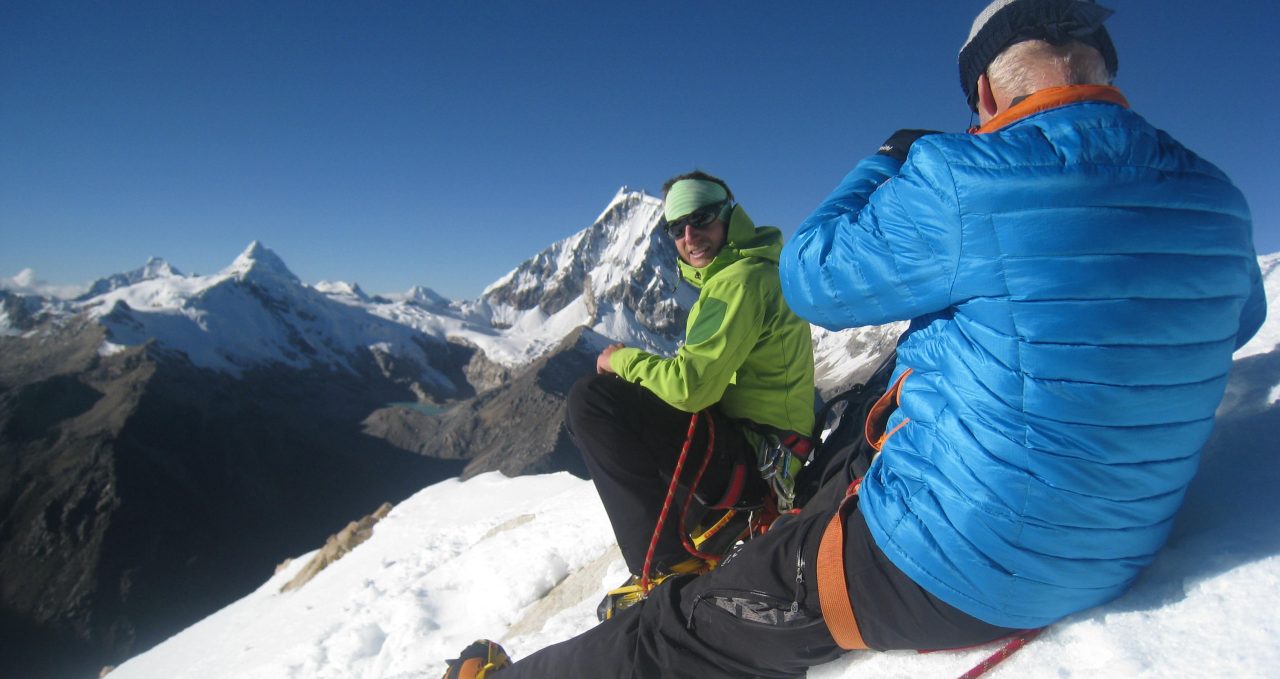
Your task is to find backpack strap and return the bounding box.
[816,478,869,651]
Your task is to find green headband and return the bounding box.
[663,179,729,222]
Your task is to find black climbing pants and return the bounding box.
[565,373,767,575]
[504,376,1018,679]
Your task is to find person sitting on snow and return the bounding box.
[442,1,1266,677]
[568,170,817,618]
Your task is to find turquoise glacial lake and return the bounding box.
[387,402,447,416]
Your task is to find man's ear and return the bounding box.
[977,73,999,121]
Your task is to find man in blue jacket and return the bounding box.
[442,1,1266,677]
[781,0,1265,637]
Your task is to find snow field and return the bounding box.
[111,461,1280,678]
[109,473,617,679]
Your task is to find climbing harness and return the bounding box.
[599,410,781,621]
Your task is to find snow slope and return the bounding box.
[1234,252,1280,360]
[108,260,1280,679]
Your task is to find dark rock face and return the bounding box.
[364,326,608,480]
[1,290,70,334]
[0,320,466,679]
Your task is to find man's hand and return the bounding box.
[596,343,625,375]
[876,129,943,162]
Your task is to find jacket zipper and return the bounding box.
[792,544,805,614]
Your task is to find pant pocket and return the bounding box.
[683,587,842,677]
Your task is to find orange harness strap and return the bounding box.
[816,479,868,651]
[820,368,915,651]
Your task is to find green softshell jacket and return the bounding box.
[609,205,815,437]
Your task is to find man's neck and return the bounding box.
[974,84,1129,134]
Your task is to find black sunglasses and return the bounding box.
[659,201,727,240]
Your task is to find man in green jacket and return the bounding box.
[569,170,816,609]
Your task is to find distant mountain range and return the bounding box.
[0,188,755,678]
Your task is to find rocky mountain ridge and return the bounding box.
[0,314,469,679]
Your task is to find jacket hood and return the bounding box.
[677,205,783,288]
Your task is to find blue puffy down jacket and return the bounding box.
[781,93,1266,629]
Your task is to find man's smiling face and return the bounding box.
[673,218,726,268]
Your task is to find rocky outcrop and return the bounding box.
[456,338,517,393]
[506,545,622,639]
[0,290,72,335]
[279,502,393,593]
[363,326,607,478]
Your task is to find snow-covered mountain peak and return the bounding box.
[314,280,371,303]
[596,185,656,223]
[61,244,463,397]
[223,241,299,285]
[139,256,181,279]
[402,285,451,309]
[75,257,184,301]
[481,190,666,298]
[473,189,693,361]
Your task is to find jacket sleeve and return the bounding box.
[609,273,763,413]
[780,144,961,330]
[1235,255,1267,350]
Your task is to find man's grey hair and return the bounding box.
[986,39,1113,99]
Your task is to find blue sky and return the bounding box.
[3,1,1277,300]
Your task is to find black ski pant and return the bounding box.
[565,373,768,575]
[505,382,1018,679]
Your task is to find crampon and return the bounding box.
[597,504,767,621]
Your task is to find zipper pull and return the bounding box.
[791,548,805,614]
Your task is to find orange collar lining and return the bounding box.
[974,85,1129,134]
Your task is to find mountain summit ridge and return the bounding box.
[22,190,693,380]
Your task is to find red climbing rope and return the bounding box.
[677,414,719,562]
[638,411,716,591]
[955,628,1044,679]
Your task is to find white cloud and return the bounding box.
[1,268,87,299]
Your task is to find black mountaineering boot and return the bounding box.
[441,639,510,679]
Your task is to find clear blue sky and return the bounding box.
[3,1,1277,300]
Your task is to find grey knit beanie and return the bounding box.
[958,0,1118,111]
